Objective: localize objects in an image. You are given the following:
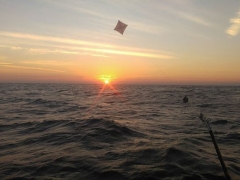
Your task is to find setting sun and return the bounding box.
[105,79,109,84]
[99,74,113,84]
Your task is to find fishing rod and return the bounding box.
[199,113,232,180]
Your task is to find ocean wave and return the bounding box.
[226,132,240,140]
[81,118,144,145]
[211,119,228,125]
[198,104,213,108]
[28,98,69,108]
[1,84,239,180]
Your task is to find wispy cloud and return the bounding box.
[155,2,214,27]
[0,32,175,59]
[177,12,213,27]
[7,46,79,55]
[27,48,79,55]
[89,48,173,59]
[11,46,22,50]
[42,0,111,20]
[20,60,74,66]
[4,45,87,55]
[91,54,110,58]
[129,21,162,35]
[0,64,65,73]
[45,44,174,59]
[0,32,114,48]
[226,10,240,36]
[0,62,12,65]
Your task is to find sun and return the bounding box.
[99,74,113,85]
[104,79,109,84]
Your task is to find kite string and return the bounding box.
[149,59,171,82]
[148,58,186,84]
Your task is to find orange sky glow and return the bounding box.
[1,1,240,85]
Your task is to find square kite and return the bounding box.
[114,20,128,35]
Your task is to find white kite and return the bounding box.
[114,20,128,35]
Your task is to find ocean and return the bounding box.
[0,84,239,180]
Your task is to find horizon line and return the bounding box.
[0,82,240,86]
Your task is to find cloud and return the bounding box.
[0,64,65,73]
[42,44,174,59]
[0,62,12,65]
[129,21,162,35]
[91,54,110,58]
[0,32,114,48]
[11,46,22,50]
[0,31,175,59]
[42,0,110,20]
[20,60,74,66]
[89,48,173,59]
[8,46,80,55]
[27,48,79,55]
[154,2,214,27]
[177,12,213,27]
[226,10,240,36]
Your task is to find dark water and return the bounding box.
[0,84,239,180]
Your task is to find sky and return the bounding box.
[0,0,240,85]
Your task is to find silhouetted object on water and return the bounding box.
[183,96,188,103]
[199,113,232,180]
[114,20,128,35]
